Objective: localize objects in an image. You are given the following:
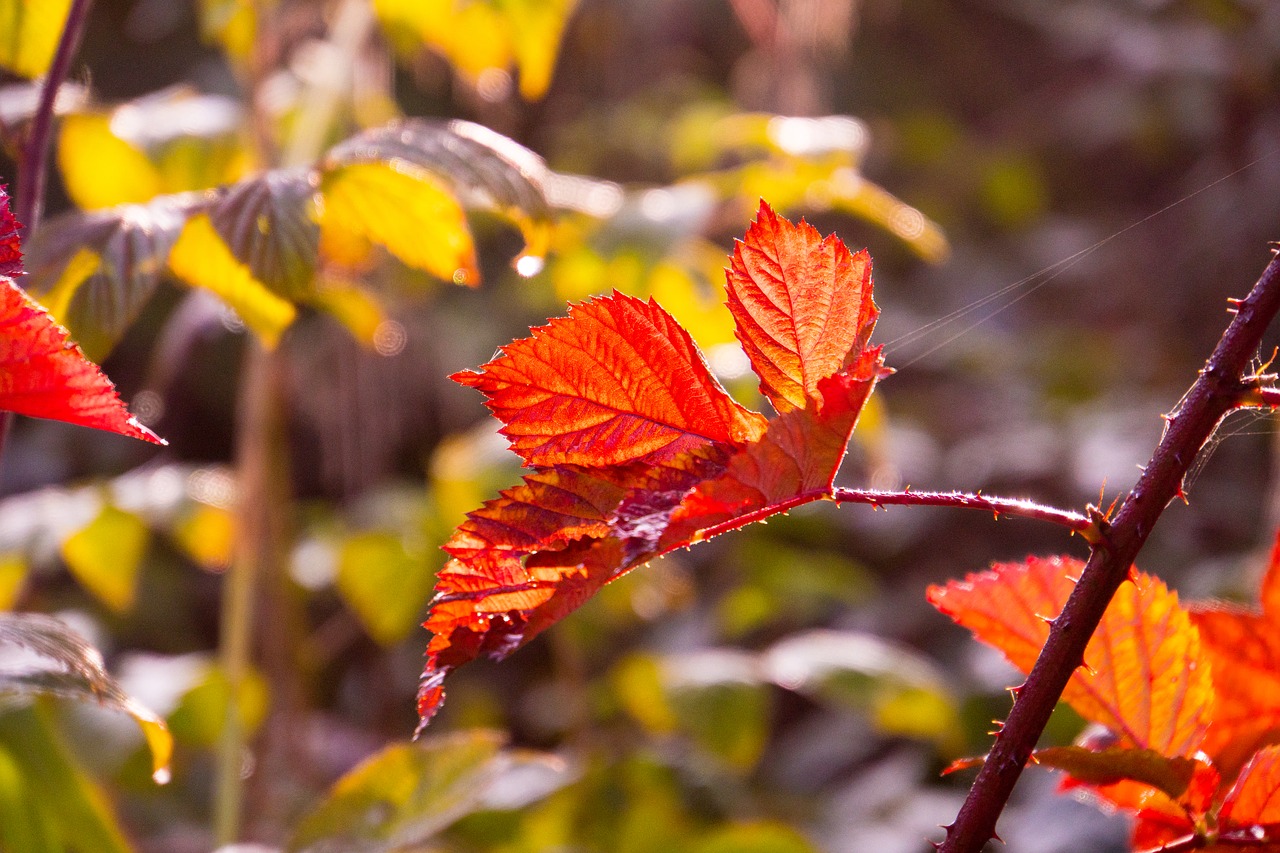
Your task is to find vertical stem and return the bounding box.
[17,0,93,233]
[214,341,289,845]
[939,252,1280,852]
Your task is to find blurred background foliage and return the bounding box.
[0,0,1277,851]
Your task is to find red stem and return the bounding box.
[831,487,1093,534]
[938,250,1280,852]
[16,0,92,232]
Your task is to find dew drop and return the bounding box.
[514,254,544,277]
[152,766,172,785]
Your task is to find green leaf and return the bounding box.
[1030,746,1203,801]
[167,661,268,748]
[693,822,820,853]
[288,729,574,853]
[26,194,201,360]
[60,504,149,613]
[335,532,436,646]
[0,704,132,853]
[661,650,771,772]
[761,630,961,749]
[210,169,321,298]
[0,613,173,784]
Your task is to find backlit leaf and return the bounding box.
[1030,746,1202,801]
[0,0,73,78]
[0,613,172,783]
[727,200,877,413]
[167,213,297,346]
[324,119,552,268]
[320,162,477,284]
[927,556,1212,757]
[27,194,196,360]
[418,203,885,728]
[454,291,766,468]
[1189,531,1280,778]
[1220,745,1280,827]
[60,505,149,613]
[0,189,162,443]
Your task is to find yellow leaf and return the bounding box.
[37,245,99,322]
[57,114,162,209]
[0,554,26,610]
[168,214,297,346]
[173,505,236,571]
[500,0,579,100]
[336,532,436,646]
[0,0,72,78]
[308,279,387,346]
[60,505,149,613]
[197,0,256,66]
[320,162,478,284]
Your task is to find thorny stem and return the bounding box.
[938,251,1280,853]
[830,488,1094,535]
[0,0,94,465]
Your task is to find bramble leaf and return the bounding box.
[454,291,767,468]
[1220,745,1280,827]
[1189,532,1280,779]
[418,202,887,728]
[0,188,161,443]
[727,200,877,413]
[927,556,1212,757]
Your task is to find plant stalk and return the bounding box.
[938,250,1280,852]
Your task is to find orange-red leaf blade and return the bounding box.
[1221,745,1280,827]
[0,188,160,444]
[453,291,765,468]
[928,556,1212,757]
[726,200,877,413]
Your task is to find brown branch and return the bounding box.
[938,250,1280,852]
[831,487,1094,535]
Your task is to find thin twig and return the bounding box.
[938,250,1280,853]
[831,487,1093,534]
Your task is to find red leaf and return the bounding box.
[728,200,878,413]
[452,292,766,468]
[0,188,160,444]
[417,206,884,728]
[927,556,1212,757]
[1221,745,1280,828]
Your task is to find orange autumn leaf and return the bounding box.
[727,200,878,413]
[1189,532,1280,779]
[418,202,888,729]
[927,556,1212,757]
[0,187,161,444]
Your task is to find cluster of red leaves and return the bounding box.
[418,201,890,729]
[930,539,1280,851]
[0,186,160,444]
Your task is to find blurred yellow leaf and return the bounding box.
[37,245,98,322]
[336,532,436,645]
[198,0,256,66]
[0,554,26,610]
[57,113,161,209]
[612,655,678,734]
[0,0,72,78]
[173,504,236,571]
[168,662,269,748]
[321,161,478,284]
[309,279,387,346]
[168,214,297,346]
[372,0,577,100]
[60,505,149,613]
